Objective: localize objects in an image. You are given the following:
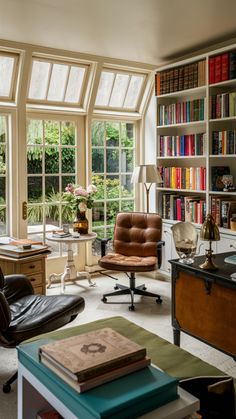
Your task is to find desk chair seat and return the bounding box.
[99,212,164,311]
[0,272,85,393]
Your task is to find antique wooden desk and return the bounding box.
[170,252,236,359]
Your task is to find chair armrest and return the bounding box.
[97,237,112,257]
[3,274,34,305]
[157,240,165,269]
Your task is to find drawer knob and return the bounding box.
[30,278,36,282]
[29,265,35,269]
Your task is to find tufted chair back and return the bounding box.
[113,212,162,257]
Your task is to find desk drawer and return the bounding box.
[33,285,44,295]
[20,259,43,275]
[27,273,43,287]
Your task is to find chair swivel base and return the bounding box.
[101,274,162,311]
[2,371,17,393]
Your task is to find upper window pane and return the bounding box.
[0,53,18,100]
[28,58,88,107]
[65,66,85,103]
[47,64,68,101]
[28,60,51,100]
[95,72,114,106]
[124,75,144,108]
[109,74,130,107]
[95,69,145,111]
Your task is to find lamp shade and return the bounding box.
[131,165,162,184]
[200,214,220,242]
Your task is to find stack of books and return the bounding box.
[38,328,179,417]
[39,327,151,393]
[0,242,50,258]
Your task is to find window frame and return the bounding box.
[27,56,92,111]
[0,51,20,103]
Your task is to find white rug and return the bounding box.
[1,273,236,419]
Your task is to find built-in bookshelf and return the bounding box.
[155,43,236,272]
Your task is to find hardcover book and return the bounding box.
[39,328,146,382]
[41,355,151,393]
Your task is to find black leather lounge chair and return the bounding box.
[0,270,85,393]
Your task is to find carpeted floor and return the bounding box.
[1,272,236,418]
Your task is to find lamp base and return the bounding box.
[200,249,218,270]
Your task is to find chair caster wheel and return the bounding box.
[114,285,119,290]
[129,305,135,311]
[3,383,11,393]
[156,298,162,304]
[101,297,107,303]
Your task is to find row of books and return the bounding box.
[210,92,236,119]
[212,130,236,155]
[159,166,206,191]
[37,327,179,417]
[159,133,206,157]
[155,60,206,95]
[161,194,206,224]
[158,98,205,126]
[209,51,236,84]
[211,196,236,228]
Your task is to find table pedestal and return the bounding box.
[47,233,97,293]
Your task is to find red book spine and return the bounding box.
[209,57,215,84]
[215,55,222,83]
[221,53,229,81]
[176,198,182,220]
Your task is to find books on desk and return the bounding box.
[0,244,50,258]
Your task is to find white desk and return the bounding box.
[47,232,97,293]
[17,361,199,419]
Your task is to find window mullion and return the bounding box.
[45,63,53,100]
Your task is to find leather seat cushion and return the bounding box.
[99,252,157,272]
[4,294,85,345]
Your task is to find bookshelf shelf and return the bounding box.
[155,43,236,273]
[157,121,206,129]
[158,85,206,99]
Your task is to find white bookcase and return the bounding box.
[155,43,236,274]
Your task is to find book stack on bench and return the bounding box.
[38,328,179,418]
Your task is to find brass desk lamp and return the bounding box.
[200,214,220,270]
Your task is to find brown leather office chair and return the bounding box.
[99,212,164,311]
[0,270,85,393]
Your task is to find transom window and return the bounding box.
[28,58,88,106]
[0,52,18,101]
[95,70,145,110]
[91,120,135,243]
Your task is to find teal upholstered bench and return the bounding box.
[23,316,235,417]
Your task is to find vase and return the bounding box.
[73,211,88,234]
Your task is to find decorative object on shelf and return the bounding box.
[211,166,230,191]
[200,214,220,270]
[131,164,162,213]
[63,183,97,234]
[171,221,198,264]
[222,174,234,192]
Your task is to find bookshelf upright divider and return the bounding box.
[155,45,236,273]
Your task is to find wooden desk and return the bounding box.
[0,253,47,295]
[170,252,236,359]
